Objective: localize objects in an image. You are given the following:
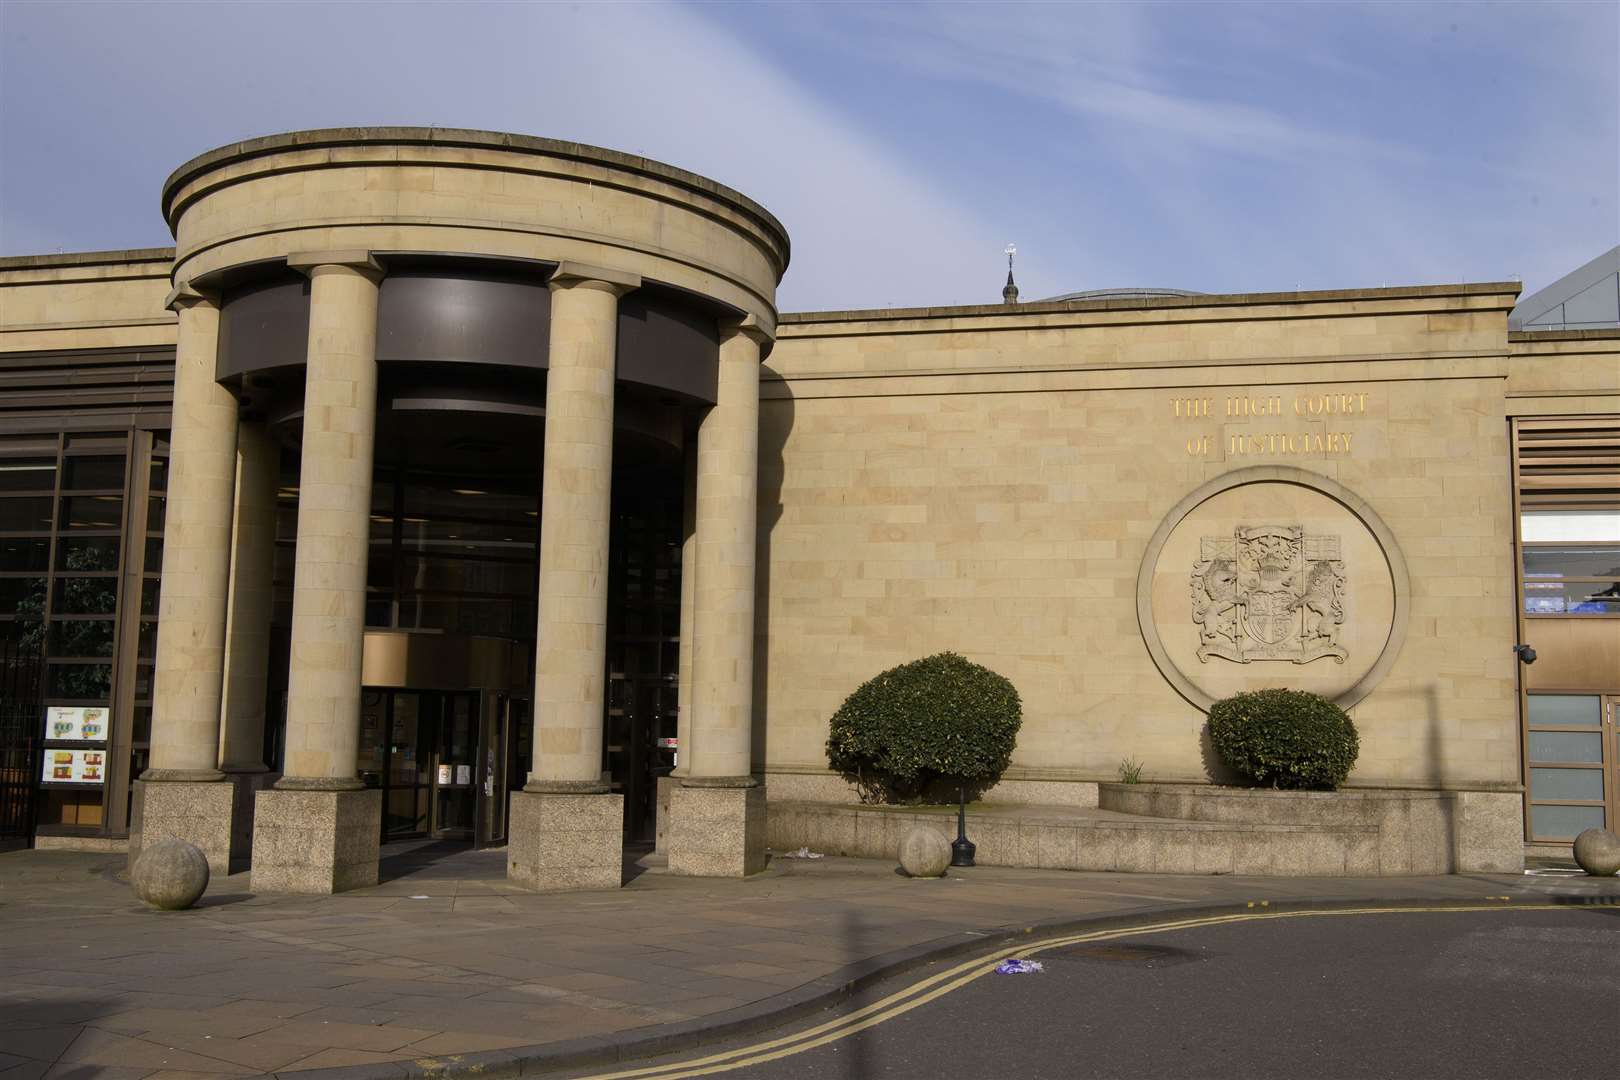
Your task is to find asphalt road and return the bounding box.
[632,907,1620,1080]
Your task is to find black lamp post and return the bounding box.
[950,784,976,867]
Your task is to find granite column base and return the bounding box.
[507,791,624,892]
[668,783,767,877]
[249,788,381,894]
[129,780,235,877]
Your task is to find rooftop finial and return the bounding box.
[1002,243,1019,304]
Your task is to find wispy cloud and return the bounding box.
[739,0,1617,297]
[2,1,1614,306]
[0,1,1007,310]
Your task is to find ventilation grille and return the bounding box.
[1517,416,1620,509]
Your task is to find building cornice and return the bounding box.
[780,281,1523,327]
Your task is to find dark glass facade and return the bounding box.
[0,428,167,840]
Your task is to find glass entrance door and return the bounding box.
[360,688,495,843]
[431,692,476,839]
[1525,693,1619,842]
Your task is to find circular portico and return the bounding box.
[139,128,790,893]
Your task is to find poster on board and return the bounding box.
[45,706,108,743]
[42,748,106,784]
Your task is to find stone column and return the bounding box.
[656,442,699,856]
[137,283,239,876]
[250,252,383,894]
[218,420,280,869]
[669,316,770,877]
[507,261,640,892]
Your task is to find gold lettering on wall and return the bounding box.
[1173,387,1372,457]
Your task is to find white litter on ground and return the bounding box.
[778,847,825,859]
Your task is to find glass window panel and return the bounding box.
[1529,767,1604,803]
[144,536,163,570]
[61,456,126,491]
[1523,545,1620,580]
[397,555,535,595]
[0,536,50,571]
[146,496,165,532]
[1530,803,1607,840]
[0,618,42,647]
[131,706,151,743]
[272,543,295,586]
[58,495,123,531]
[48,620,115,658]
[366,553,394,589]
[51,577,118,615]
[0,459,56,493]
[137,619,157,659]
[1527,694,1603,727]
[47,662,111,700]
[132,664,153,700]
[365,598,393,628]
[401,478,537,526]
[372,472,397,515]
[0,496,54,531]
[1521,511,1620,543]
[385,787,426,836]
[272,589,293,628]
[148,456,168,493]
[276,501,299,541]
[397,518,536,552]
[396,595,518,636]
[358,693,385,781]
[1524,580,1620,614]
[0,577,47,616]
[1527,730,1603,764]
[140,578,159,616]
[56,535,120,572]
[390,695,423,784]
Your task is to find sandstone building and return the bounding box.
[1,129,1615,888]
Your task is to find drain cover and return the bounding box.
[1043,943,1203,967]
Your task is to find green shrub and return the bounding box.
[1207,688,1359,791]
[825,652,1022,804]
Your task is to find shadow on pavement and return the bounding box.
[377,838,489,882]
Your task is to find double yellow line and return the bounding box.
[579,902,1566,1080]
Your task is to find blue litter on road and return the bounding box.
[995,958,1044,974]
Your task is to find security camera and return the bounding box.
[1513,644,1537,665]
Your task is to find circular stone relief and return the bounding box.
[1136,467,1409,711]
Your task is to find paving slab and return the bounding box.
[0,842,1615,1079]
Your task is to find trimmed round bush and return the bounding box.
[825,652,1022,804]
[1207,688,1359,791]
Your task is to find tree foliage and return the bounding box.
[1207,688,1359,791]
[825,652,1022,804]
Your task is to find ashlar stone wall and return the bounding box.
[759,285,1523,796]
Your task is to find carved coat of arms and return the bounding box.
[1190,525,1347,665]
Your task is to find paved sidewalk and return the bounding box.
[1,841,1615,1079]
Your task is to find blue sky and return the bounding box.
[1,1,1615,311]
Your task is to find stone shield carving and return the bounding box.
[1137,467,1409,711]
[1190,526,1347,665]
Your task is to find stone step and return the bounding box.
[766,801,1379,877]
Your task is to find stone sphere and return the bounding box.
[898,826,951,878]
[1572,828,1620,877]
[132,837,210,910]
